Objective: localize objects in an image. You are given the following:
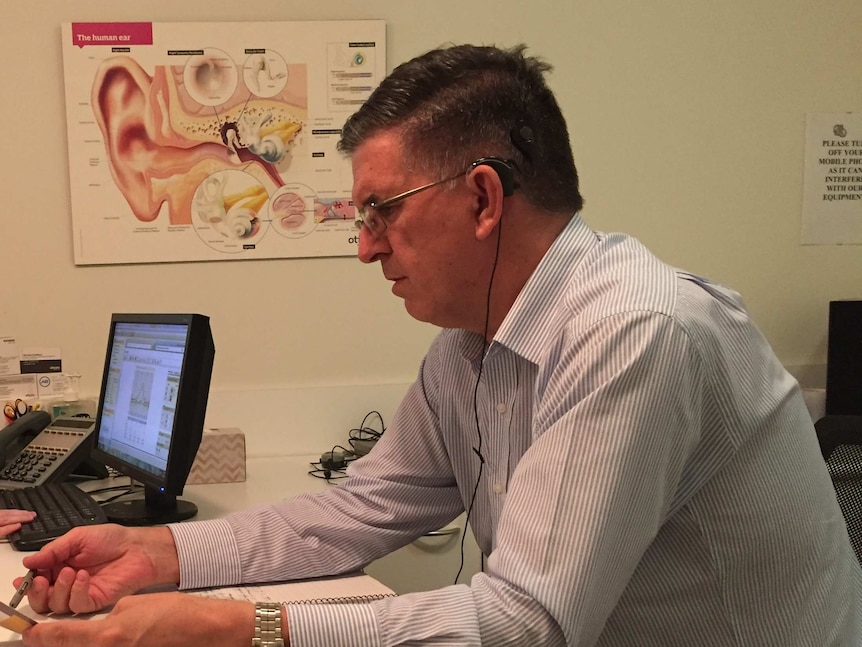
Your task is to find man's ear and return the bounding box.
[466,163,505,241]
[92,57,163,222]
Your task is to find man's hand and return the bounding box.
[18,524,180,614]
[21,592,257,647]
[0,509,36,537]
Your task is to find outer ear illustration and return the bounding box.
[90,55,305,229]
[92,57,162,222]
[91,57,237,225]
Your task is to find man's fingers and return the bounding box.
[46,567,78,614]
[0,511,34,536]
[24,576,51,614]
[23,617,107,647]
[0,510,35,524]
[25,570,100,616]
[0,523,23,536]
[67,570,97,614]
[23,526,94,571]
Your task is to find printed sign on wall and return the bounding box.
[801,112,862,245]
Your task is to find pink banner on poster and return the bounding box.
[71,23,153,48]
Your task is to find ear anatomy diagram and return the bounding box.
[62,21,385,264]
[193,172,265,241]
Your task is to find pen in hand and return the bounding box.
[9,569,36,609]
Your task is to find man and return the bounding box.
[17,44,860,647]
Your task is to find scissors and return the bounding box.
[3,399,31,423]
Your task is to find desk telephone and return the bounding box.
[0,411,107,489]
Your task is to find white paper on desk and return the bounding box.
[189,573,395,606]
[34,373,70,399]
[18,348,61,376]
[0,375,37,402]
[0,338,18,377]
[0,601,38,634]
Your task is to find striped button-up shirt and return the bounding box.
[171,214,860,646]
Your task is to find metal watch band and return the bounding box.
[253,602,285,647]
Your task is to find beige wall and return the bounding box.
[1,1,860,402]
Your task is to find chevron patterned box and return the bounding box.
[187,427,247,484]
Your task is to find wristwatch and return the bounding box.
[253,602,285,647]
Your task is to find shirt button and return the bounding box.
[493,483,505,494]
[496,403,507,414]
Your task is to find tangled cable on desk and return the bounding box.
[347,410,385,455]
[308,410,386,483]
[308,443,356,483]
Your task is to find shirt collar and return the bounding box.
[455,213,598,366]
[491,213,598,363]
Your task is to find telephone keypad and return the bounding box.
[1,450,64,483]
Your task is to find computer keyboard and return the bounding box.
[0,482,108,551]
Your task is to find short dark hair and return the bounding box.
[338,44,583,214]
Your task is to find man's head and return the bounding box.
[339,44,583,215]
[344,45,580,335]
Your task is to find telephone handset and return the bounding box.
[0,411,52,463]
[0,411,105,489]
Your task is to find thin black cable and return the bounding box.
[307,466,349,482]
[84,482,134,496]
[328,444,355,459]
[96,483,143,504]
[348,411,385,454]
[454,210,504,585]
[355,410,386,436]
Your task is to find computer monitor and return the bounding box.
[91,313,215,525]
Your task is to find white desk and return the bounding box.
[0,455,338,645]
[152,455,333,520]
[0,454,479,644]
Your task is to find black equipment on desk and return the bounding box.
[89,313,215,526]
[0,413,105,489]
[0,482,108,551]
[826,300,862,416]
[0,312,215,540]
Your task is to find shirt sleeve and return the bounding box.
[172,313,705,646]
[168,350,467,580]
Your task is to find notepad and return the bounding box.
[190,572,396,605]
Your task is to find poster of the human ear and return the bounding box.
[61,21,385,265]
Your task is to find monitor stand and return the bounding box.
[101,487,198,526]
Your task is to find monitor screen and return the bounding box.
[91,313,215,525]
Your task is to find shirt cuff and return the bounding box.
[168,518,244,590]
[287,603,380,647]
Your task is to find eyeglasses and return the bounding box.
[354,169,467,239]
